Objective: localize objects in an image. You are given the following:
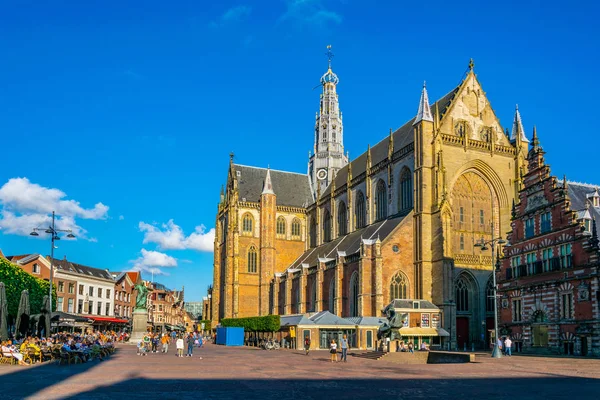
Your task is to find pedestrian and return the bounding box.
[340,334,349,362]
[151,334,158,353]
[504,337,512,356]
[171,330,177,343]
[304,335,311,355]
[176,335,184,358]
[329,339,337,362]
[408,342,414,354]
[186,333,194,357]
[161,334,169,353]
[497,337,503,355]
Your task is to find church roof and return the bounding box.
[233,164,313,208]
[321,85,460,198]
[566,181,600,221]
[287,213,409,270]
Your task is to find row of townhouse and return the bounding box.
[4,252,187,331]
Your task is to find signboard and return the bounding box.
[421,313,430,328]
[290,326,296,338]
[201,323,205,330]
[431,314,440,328]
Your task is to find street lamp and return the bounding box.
[474,219,506,359]
[30,211,76,315]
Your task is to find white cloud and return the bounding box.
[0,177,109,241]
[279,0,342,26]
[119,215,125,221]
[210,5,252,27]
[130,249,178,276]
[139,219,214,252]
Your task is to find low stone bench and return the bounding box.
[383,351,474,364]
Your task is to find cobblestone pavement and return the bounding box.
[1,344,599,399]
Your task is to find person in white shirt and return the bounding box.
[504,337,513,356]
[176,336,184,358]
[329,340,337,362]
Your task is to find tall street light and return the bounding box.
[474,219,506,358]
[30,211,76,314]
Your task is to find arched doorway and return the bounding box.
[455,273,478,349]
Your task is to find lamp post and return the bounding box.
[474,219,506,359]
[30,211,76,314]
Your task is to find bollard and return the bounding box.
[471,343,475,352]
[463,343,466,352]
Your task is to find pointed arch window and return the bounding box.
[242,213,253,235]
[455,276,470,312]
[486,278,495,313]
[276,216,286,237]
[337,201,347,236]
[329,278,336,314]
[309,279,316,312]
[291,218,301,240]
[399,167,413,213]
[323,210,331,242]
[355,191,366,229]
[309,218,317,248]
[247,246,258,273]
[390,271,409,300]
[375,180,387,221]
[349,272,359,317]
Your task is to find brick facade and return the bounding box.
[497,132,600,355]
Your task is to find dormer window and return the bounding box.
[584,218,592,232]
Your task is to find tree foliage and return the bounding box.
[220,315,280,332]
[198,320,211,331]
[0,257,55,317]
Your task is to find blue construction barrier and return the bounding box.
[215,327,244,346]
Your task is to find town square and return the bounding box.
[1,0,600,398]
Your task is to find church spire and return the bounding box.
[308,45,348,198]
[414,82,433,125]
[262,168,274,195]
[510,105,529,143]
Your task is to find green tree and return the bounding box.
[0,257,55,317]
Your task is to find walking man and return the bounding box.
[340,334,349,362]
[161,334,169,353]
[504,337,512,356]
[497,337,503,355]
[304,335,311,355]
[186,332,194,357]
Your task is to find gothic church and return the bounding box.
[210,52,530,348]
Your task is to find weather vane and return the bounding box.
[326,45,334,69]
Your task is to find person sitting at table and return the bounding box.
[2,340,27,366]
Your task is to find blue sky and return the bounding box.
[1,0,598,302]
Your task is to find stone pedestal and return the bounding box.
[130,310,149,344]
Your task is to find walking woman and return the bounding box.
[329,339,337,362]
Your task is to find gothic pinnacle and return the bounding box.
[414,81,433,125]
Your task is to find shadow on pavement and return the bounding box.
[51,375,600,400]
[0,350,114,399]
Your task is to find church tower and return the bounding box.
[308,45,348,197]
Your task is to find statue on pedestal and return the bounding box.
[134,283,149,310]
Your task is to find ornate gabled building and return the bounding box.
[497,133,600,355]
[212,51,528,349]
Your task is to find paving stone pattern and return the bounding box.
[1,344,599,399]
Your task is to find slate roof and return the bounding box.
[321,85,460,198]
[50,257,114,281]
[389,299,439,311]
[345,316,387,326]
[279,314,315,327]
[309,311,355,326]
[287,214,408,270]
[232,164,313,208]
[567,182,600,222]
